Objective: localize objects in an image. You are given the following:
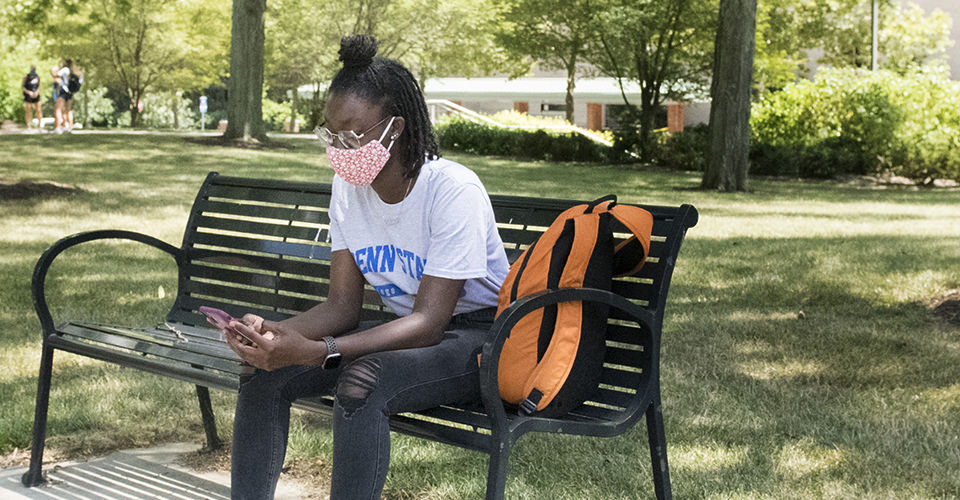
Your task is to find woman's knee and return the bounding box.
[334,357,384,418]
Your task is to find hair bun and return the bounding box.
[339,35,379,69]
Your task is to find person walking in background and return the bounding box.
[21,65,42,131]
[61,60,83,132]
[51,61,64,133]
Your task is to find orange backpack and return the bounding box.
[496,195,653,417]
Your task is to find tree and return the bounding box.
[753,0,807,94]
[0,0,229,128]
[702,0,757,192]
[265,0,515,130]
[877,1,954,74]
[384,0,514,88]
[225,0,267,141]
[589,0,717,161]
[497,0,597,123]
[794,0,952,73]
[88,0,229,127]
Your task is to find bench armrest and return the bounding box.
[478,287,659,425]
[32,230,182,336]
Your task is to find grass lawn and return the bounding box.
[1,132,958,499]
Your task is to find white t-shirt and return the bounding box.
[329,157,509,317]
[58,67,70,89]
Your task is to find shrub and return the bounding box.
[750,67,960,183]
[261,97,291,132]
[74,87,117,127]
[140,93,198,129]
[656,124,710,171]
[885,69,960,184]
[436,115,616,163]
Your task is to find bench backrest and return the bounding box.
[167,172,698,418]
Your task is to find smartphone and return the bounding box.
[199,306,254,344]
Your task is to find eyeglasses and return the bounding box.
[314,115,395,149]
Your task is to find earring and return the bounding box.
[390,134,399,140]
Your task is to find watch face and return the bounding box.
[323,352,342,369]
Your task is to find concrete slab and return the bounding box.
[0,443,319,500]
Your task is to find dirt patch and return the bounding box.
[0,179,83,200]
[183,136,296,150]
[177,442,233,472]
[929,289,960,327]
[0,447,31,469]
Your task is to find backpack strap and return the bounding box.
[609,205,654,277]
[585,194,616,213]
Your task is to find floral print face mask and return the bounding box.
[326,117,397,186]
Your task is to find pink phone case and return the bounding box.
[200,306,262,345]
[199,306,234,331]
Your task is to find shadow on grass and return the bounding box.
[3,134,959,497]
[1,360,237,455]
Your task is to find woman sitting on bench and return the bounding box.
[223,34,509,499]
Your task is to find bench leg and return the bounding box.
[646,396,673,500]
[22,344,55,487]
[195,385,222,451]
[485,437,514,500]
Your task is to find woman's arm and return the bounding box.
[227,271,465,370]
[332,274,464,355]
[276,249,365,339]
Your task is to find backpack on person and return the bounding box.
[495,195,653,417]
[67,73,82,93]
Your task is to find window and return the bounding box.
[540,103,566,112]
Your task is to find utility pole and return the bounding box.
[871,0,879,71]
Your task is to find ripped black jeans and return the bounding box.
[230,308,495,500]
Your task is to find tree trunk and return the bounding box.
[173,93,180,129]
[290,89,297,132]
[130,89,142,128]
[225,0,267,142]
[638,89,659,163]
[564,56,577,124]
[702,0,757,192]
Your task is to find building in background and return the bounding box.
[422,76,709,133]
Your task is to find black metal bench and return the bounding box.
[22,172,698,499]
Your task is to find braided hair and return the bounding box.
[330,35,439,178]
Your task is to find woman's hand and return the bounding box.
[225,319,325,371]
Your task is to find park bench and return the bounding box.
[22,172,698,499]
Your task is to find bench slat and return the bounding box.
[187,240,333,275]
[567,402,622,422]
[599,366,644,389]
[603,345,645,369]
[59,323,243,374]
[184,279,322,314]
[198,199,330,225]
[205,184,332,208]
[606,323,647,345]
[191,231,332,261]
[495,227,546,247]
[47,334,240,391]
[388,413,492,452]
[186,263,332,299]
[194,214,325,243]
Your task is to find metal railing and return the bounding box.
[426,99,614,147]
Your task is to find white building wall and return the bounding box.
[684,102,711,129]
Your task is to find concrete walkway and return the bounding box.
[0,123,313,141]
[0,443,320,499]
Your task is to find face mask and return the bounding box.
[326,117,396,186]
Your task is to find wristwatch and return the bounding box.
[321,336,342,369]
